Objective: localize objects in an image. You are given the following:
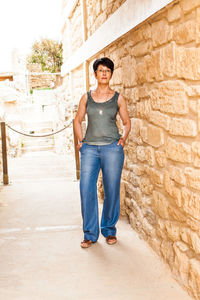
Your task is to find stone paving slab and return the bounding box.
[0,152,192,300]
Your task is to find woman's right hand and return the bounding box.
[77,142,83,151]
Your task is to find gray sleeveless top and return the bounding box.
[83,90,121,145]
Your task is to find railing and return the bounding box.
[0,120,80,185]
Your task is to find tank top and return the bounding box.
[83,90,121,145]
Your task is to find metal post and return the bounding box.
[1,122,9,185]
[73,119,80,180]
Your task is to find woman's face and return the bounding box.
[95,64,112,84]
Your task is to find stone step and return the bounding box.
[21,145,55,153]
[22,120,54,130]
[21,137,54,147]
[21,127,55,134]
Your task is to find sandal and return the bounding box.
[80,239,92,248]
[106,235,117,245]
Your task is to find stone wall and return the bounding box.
[69,0,83,54]
[27,64,60,89]
[86,0,126,37]
[61,0,200,298]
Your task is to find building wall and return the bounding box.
[61,0,200,298]
[86,0,126,37]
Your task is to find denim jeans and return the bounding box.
[79,140,124,242]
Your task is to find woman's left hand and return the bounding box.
[117,137,125,148]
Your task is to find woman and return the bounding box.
[74,57,131,248]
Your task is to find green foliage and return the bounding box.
[27,38,63,73]
[30,89,33,94]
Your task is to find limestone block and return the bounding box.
[129,212,137,230]
[138,86,149,99]
[192,142,200,167]
[181,0,200,13]
[149,110,170,130]
[136,100,151,119]
[168,165,186,185]
[172,20,196,44]
[143,207,156,226]
[185,167,200,191]
[173,241,189,285]
[140,126,147,143]
[186,217,200,232]
[142,218,155,237]
[144,166,163,186]
[131,198,144,222]
[136,61,147,84]
[111,67,122,85]
[141,124,165,149]
[161,42,176,77]
[156,218,167,240]
[155,151,167,168]
[124,87,139,104]
[166,137,192,163]
[140,176,153,195]
[130,173,140,187]
[186,85,200,97]
[125,145,137,163]
[129,118,142,143]
[125,197,132,209]
[101,0,107,11]
[198,100,200,132]
[169,117,197,137]
[150,81,188,115]
[152,190,169,219]
[167,4,182,22]
[152,20,171,48]
[129,164,145,176]
[148,237,161,255]
[132,40,152,57]
[125,182,142,203]
[177,47,200,80]
[145,51,163,82]
[96,1,101,15]
[180,227,190,244]
[164,171,182,207]
[160,240,174,268]
[94,12,107,30]
[189,100,197,115]
[189,258,200,299]
[120,181,126,216]
[136,146,155,166]
[121,55,136,87]
[131,23,152,45]
[182,187,200,220]
[191,231,200,254]
[196,8,200,44]
[165,221,181,241]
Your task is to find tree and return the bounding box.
[27,38,63,73]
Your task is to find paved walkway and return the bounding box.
[0,152,192,300]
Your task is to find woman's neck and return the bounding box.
[95,84,112,94]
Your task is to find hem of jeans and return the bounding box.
[84,235,98,243]
[101,231,116,238]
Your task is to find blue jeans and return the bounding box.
[79,140,124,242]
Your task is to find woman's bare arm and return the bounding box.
[117,94,131,147]
[74,93,87,148]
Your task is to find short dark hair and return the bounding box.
[93,57,114,74]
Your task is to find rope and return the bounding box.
[5,121,72,138]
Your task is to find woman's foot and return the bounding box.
[80,239,92,248]
[106,235,117,245]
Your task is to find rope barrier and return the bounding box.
[5,121,72,138]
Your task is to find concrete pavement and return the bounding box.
[0,151,192,300]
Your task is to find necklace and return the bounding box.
[92,90,114,103]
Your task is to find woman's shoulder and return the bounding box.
[80,92,88,102]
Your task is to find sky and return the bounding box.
[0,0,63,72]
